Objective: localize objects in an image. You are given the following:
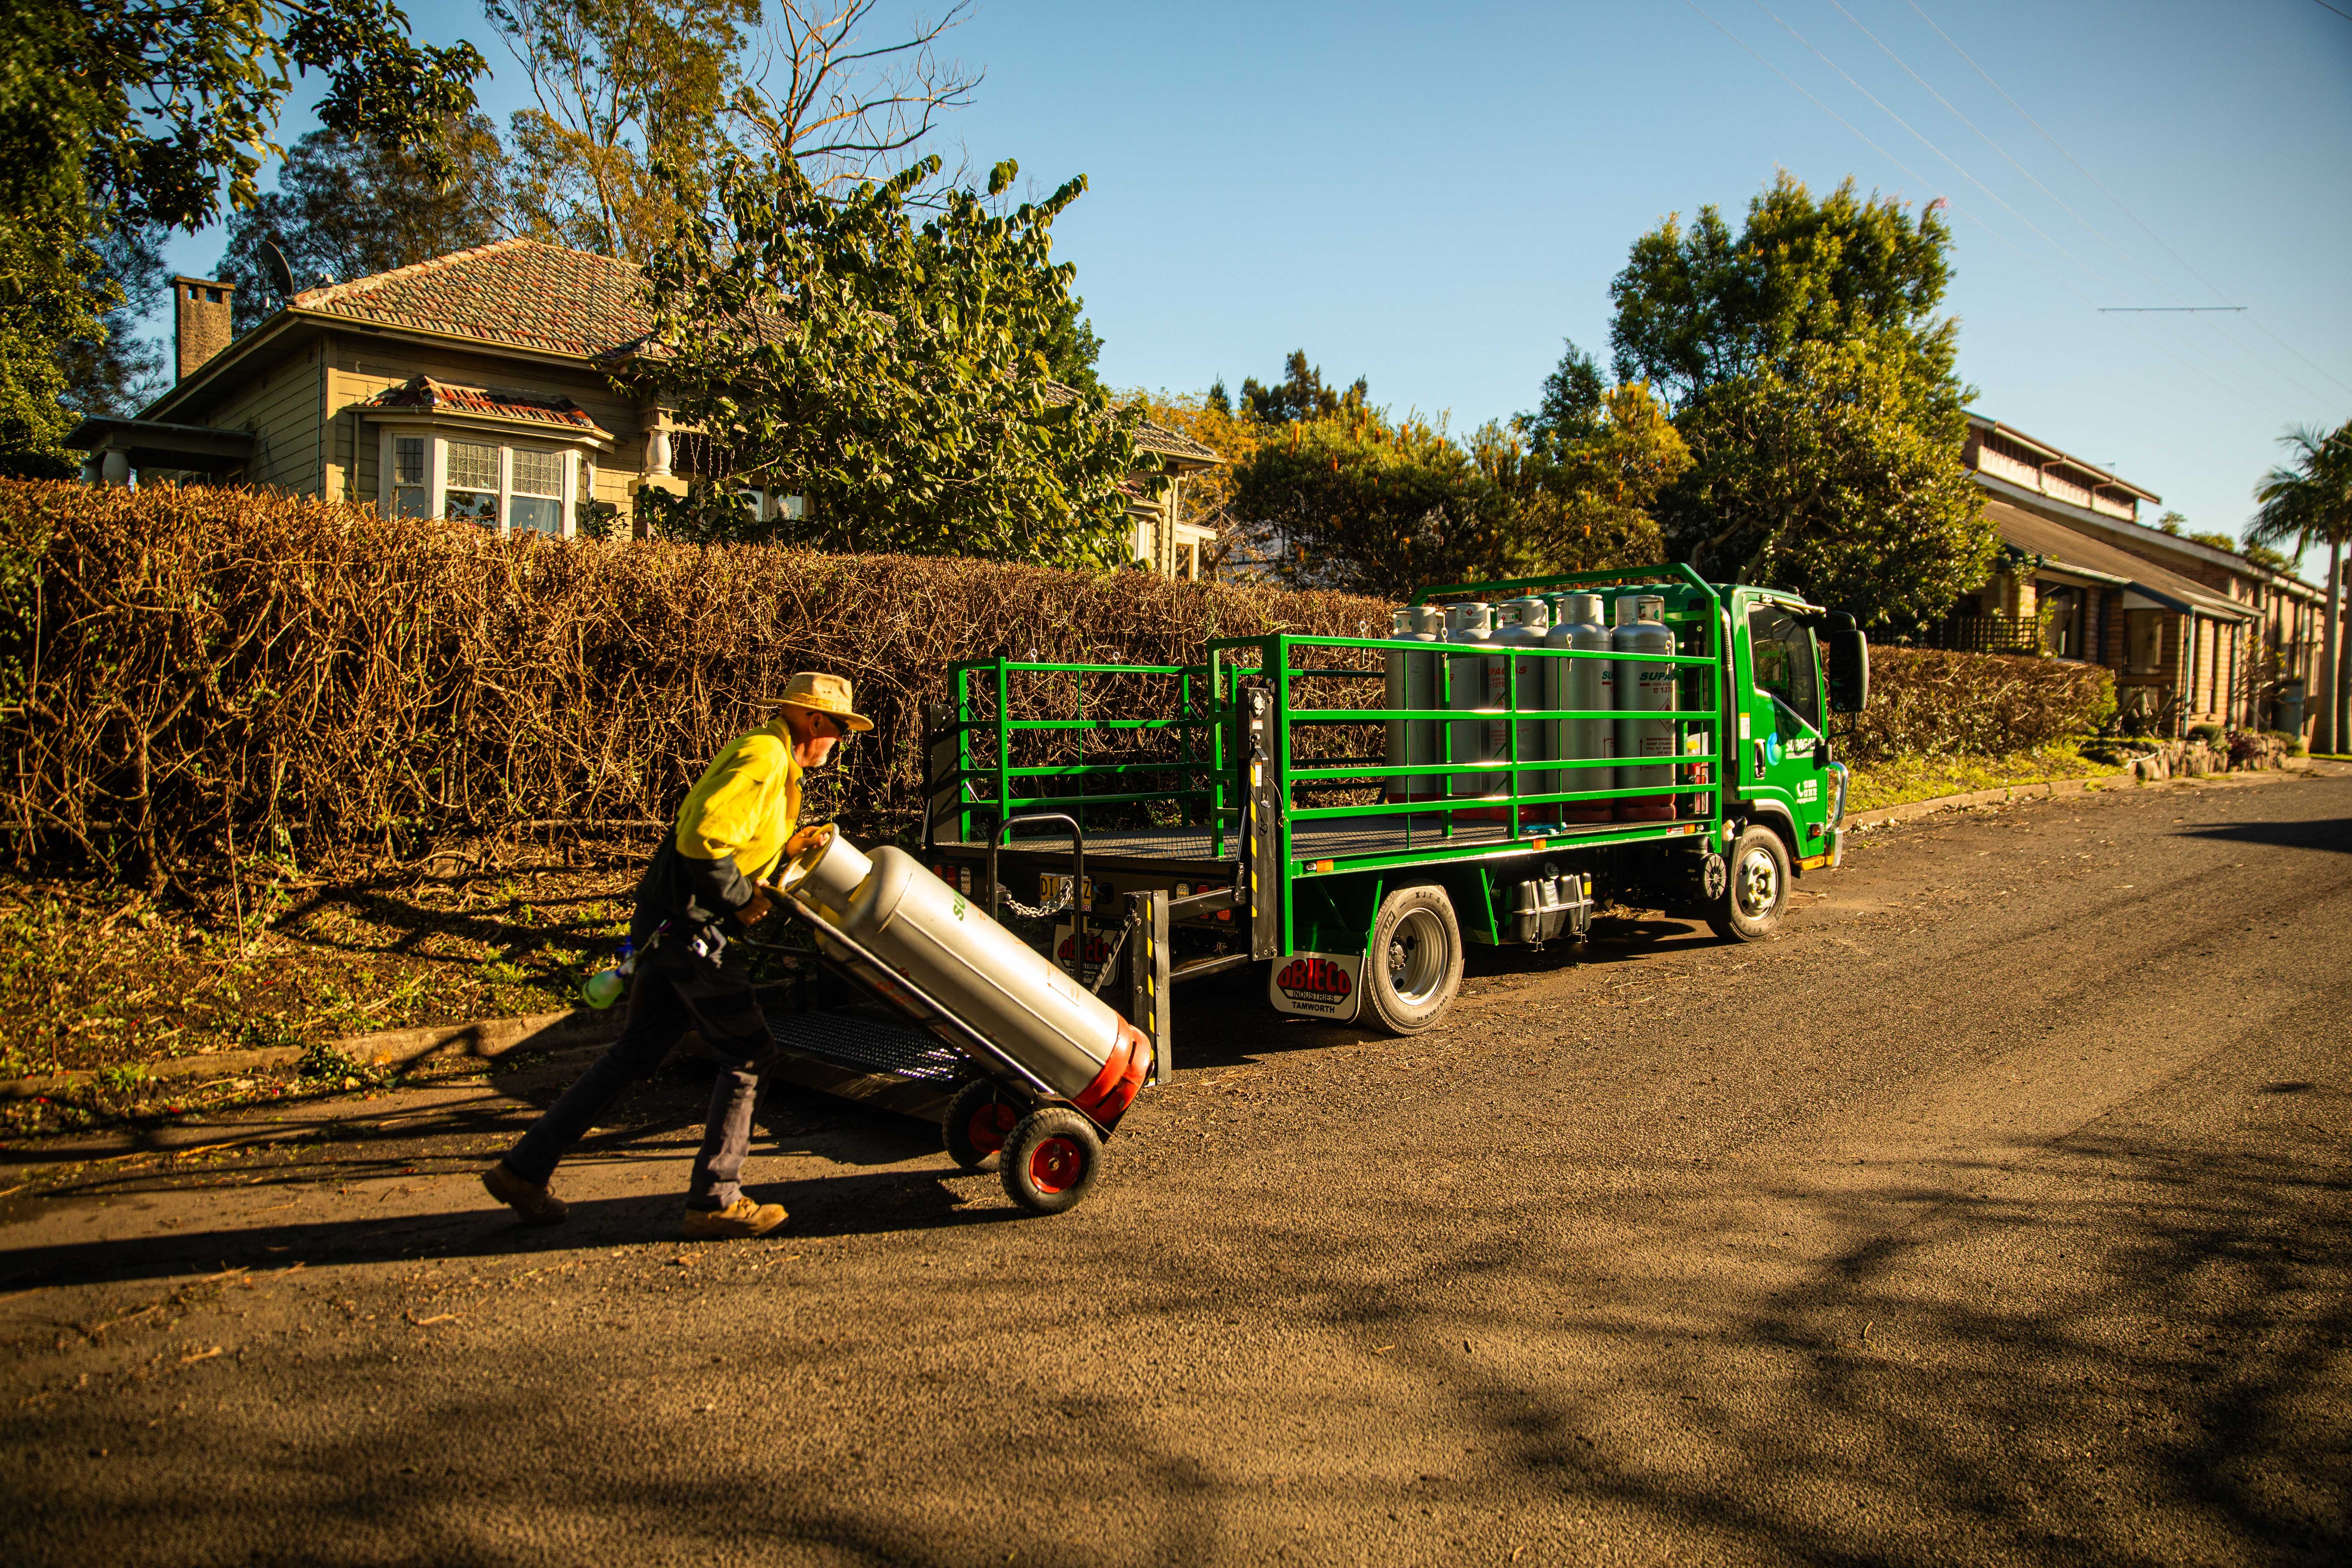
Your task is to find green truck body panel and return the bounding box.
[922,566,1849,966]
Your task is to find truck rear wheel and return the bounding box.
[1709,824,1790,942]
[1364,883,1463,1036]
[943,1079,1020,1169]
[1000,1107,1103,1215]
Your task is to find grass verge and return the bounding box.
[1845,742,2124,817]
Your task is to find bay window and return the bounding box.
[374,427,593,539]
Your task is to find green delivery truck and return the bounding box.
[877,564,1870,1076]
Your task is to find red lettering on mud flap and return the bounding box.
[1268,951,1364,1023]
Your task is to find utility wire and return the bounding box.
[1681,0,2303,425]
[1744,0,2321,412]
[1891,1,2352,404]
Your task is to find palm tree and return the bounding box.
[2246,421,2352,752]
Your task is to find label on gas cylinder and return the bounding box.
[1268,951,1364,1022]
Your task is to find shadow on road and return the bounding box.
[2179,817,2352,854]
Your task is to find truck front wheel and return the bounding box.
[1709,824,1790,942]
[1364,884,1463,1035]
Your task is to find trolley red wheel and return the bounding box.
[1000,1107,1103,1216]
[943,1080,1021,1169]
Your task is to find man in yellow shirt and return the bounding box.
[482,672,872,1239]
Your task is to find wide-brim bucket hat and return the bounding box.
[762,671,873,732]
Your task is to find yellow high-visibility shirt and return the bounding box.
[675,721,803,884]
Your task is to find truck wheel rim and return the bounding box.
[1387,908,1445,1004]
[1736,847,1779,918]
[1029,1136,1083,1195]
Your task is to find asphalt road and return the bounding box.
[3,771,2347,1567]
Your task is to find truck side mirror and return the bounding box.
[1825,625,1869,714]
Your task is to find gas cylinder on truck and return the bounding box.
[1445,602,1497,808]
[1548,593,1614,824]
[780,833,1153,1128]
[1494,596,1553,815]
[1612,594,1678,822]
[1383,605,1447,803]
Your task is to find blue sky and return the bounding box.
[155,0,2352,565]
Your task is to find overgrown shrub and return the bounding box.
[1843,646,2114,764]
[0,481,1390,885]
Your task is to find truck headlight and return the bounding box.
[1829,763,1849,826]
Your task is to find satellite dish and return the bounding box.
[261,240,296,300]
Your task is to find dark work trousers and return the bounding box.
[502,936,775,1211]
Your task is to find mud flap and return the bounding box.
[1268,951,1364,1023]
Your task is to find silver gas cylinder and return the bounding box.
[1384,605,1447,803]
[1444,602,1496,806]
[1548,592,1614,824]
[780,833,1152,1127]
[1611,594,1678,822]
[1494,596,1553,810]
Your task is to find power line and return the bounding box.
[1901,0,2352,405]
[2312,0,2352,24]
[1743,0,2328,410]
[1680,0,2306,425]
[2099,307,2246,313]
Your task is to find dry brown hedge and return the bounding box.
[0,482,2113,886]
[0,481,1391,884]
[1843,645,2114,764]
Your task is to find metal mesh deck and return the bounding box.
[768,1011,965,1083]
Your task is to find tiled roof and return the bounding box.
[360,375,613,438]
[1043,384,1223,466]
[294,240,1223,465]
[294,239,651,360]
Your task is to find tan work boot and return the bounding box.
[482,1162,569,1225]
[682,1195,788,1240]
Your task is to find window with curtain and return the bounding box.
[509,448,564,534]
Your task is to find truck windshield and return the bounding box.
[1748,603,1821,735]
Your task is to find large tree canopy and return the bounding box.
[1610,172,1958,414]
[639,153,1140,568]
[1665,333,1992,630]
[1609,172,1987,629]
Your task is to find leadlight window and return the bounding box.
[445,440,499,524]
[509,447,564,534]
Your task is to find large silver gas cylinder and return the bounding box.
[1611,594,1679,822]
[781,833,1152,1127]
[1444,602,1496,807]
[1494,596,1553,811]
[1383,605,1447,803]
[1548,593,1614,824]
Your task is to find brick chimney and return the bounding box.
[174,276,235,382]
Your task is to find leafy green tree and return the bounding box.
[0,0,482,469]
[1514,338,1607,456]
[1486,383,1686,576]
[1609,173,1985,628]
[1610,172,1958,412]
[1230,411,1509,598]
[0,1,484,231]
[2245,421,2352,751]
[1665,333,1993,632]
[489,0,757,261]
[62,224,168,417]
[639,153,1141,568]
[1240,352,1369,425]
[218,120,510,332]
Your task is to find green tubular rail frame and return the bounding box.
[937,659,1223,850]
[934,566,1734,958]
